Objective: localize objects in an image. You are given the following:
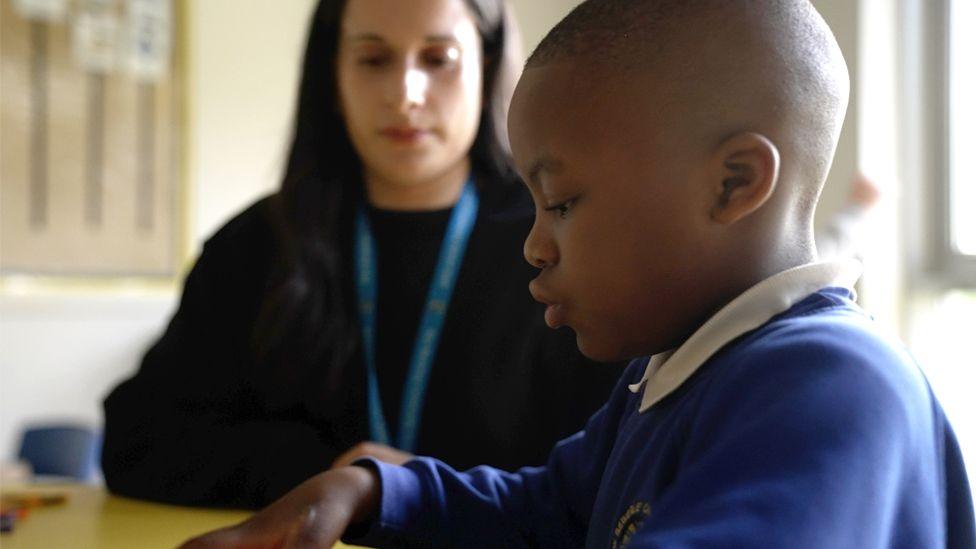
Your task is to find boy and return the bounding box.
[184,0,975,547]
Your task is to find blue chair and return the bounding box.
[17,424,101,482]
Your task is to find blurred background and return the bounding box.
[1,0,973,495]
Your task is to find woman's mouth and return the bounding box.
[380,127,430,144]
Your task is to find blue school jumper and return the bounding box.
[348,263,976,548]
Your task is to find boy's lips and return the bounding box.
[543,303,566,329]
[529,279,566,329]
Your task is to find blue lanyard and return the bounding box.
[354,178,479,452]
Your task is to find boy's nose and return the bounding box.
[524,220,558,269]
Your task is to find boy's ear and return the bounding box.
[708,132,781,225]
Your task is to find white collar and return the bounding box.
[628,260,863,413]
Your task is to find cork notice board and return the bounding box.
[1,0,181,276]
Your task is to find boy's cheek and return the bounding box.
[565,295,642,362]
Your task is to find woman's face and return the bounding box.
[337,0,483,195]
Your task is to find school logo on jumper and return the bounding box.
[611,501,652,548]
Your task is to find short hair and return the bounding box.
[526,0,850,214]
[528,0,834,72]
[528,0,690,68]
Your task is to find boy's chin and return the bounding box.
[574,330,632,363]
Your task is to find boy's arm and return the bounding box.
[343,361,644,548]
[179,360,647,548]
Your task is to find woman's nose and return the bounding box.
[524,217,558,269]
[390,66,428,112]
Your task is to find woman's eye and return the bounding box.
[545,198,577,219]
[423,47,460,69]
[357,55,389,67]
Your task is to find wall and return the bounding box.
[0,292,175,456]
[0,0,859,461]
[189,0,318,241]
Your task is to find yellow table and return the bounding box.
[0,484,359,548]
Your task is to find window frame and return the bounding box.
[905,0,976,290]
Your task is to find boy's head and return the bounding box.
[509,0,849,361]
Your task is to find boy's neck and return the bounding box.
[742,216,819,288]
[685,235,818,349]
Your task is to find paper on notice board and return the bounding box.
[73,0,120,73]
[13,0,69,22]
[125,0,172,81]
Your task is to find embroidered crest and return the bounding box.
[611,501,652,548]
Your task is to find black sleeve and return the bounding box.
[101,209,343,509]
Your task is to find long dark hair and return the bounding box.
[252,0,522,398]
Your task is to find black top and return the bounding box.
[367,206,446,429]
[101,181,625,509]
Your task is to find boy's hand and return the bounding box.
[179,466,380,549]
[331,441,414,469]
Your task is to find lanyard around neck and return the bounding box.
[354,178,479,452]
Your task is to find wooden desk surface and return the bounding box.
[1,484,360,548]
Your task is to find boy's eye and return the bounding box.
[544,198,578,219]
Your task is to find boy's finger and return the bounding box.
[283,505,341,549]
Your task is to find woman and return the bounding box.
[101,0,623,509]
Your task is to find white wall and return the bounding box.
[189,0,318,241]
[509,0,581,54]
[0,293,176,457]
[0,0,860,461]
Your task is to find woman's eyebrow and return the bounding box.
[425,34,458,43]
[349,33,385,42]
[347,33,460,44]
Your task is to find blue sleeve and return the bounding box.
[345,360,647,548]
[630,318,953,548]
